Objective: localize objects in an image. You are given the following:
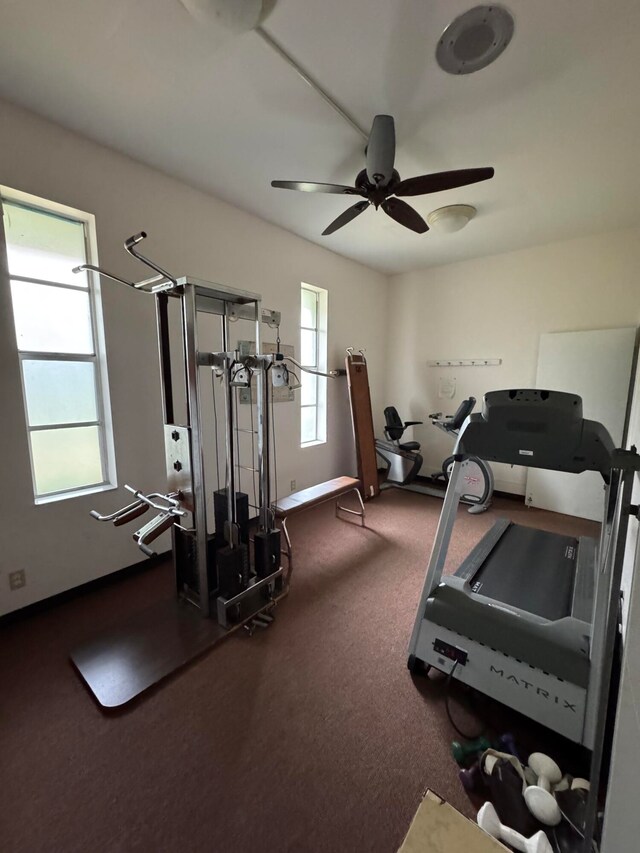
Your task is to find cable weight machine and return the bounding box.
[71,233,330,707]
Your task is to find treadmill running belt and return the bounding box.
[456,522,577,621]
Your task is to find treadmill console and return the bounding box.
[483,388,583,424]
[455,388,615,475]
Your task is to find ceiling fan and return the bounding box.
[271,115,494,236]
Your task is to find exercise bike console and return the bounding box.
[428,395,476,433]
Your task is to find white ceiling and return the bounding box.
[1,0,640,274]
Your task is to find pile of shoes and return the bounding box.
[452,736,589,852]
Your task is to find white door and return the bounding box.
[526,327,636,520]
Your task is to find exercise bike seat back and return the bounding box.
[441,396,476,432]
[383,407,421,451]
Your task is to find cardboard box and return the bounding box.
[398,790,507,852]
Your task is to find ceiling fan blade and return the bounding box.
[271,180,362,195]
[322,201,369,236]
[381,198,429,234]
[366,115,395,187]
[395,167,495,197]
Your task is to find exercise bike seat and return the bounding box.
[383,406,423,447]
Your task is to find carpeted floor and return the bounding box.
[0,490,598,853]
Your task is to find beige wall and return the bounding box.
[0,98,388,615]
[387,230,640,493]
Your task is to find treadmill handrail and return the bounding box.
[407,458,469,654]
[583,466,636,847]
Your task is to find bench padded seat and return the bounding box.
[273,476,360,517]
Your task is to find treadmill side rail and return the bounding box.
[572,536,597,622]
[454,518,511,581]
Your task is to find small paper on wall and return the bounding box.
[438,376,456,399]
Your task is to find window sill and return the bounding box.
[34,481,118,506]
[301,439,326,449]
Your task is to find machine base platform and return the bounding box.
[70,590,284,708]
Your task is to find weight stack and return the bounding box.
[174,527,218,597]
[213,489,250,547]
[216,543,250,599]
[254,529,281,580]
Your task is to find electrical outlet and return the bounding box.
[290,479,296,491]
[9,570,26,591]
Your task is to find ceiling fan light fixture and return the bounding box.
[427,204,477,233]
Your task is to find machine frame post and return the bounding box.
[181,281,211,615]
[155,292,175,424]
[257,364,272,532]
[221,309,239,546]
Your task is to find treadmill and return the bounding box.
[407,390,639,850]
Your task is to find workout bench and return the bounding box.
[272,476,365,576]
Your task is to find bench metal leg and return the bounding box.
[336,487,366,527]
[276,486,365,587]
[280,516,293,583]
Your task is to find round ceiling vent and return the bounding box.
[436,5,514,75]
[179,0,266,33]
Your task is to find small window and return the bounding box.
[300,283,328,446]
[1,188,116,503]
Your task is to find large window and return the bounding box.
[1,188,115,503]
[300,282,328,446]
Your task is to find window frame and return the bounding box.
[1,186,117,504]
[300,282,328,447]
